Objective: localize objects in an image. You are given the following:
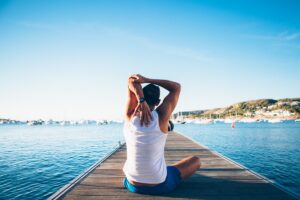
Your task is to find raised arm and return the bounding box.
[148,79,181,121]
[125,77,152,126]
[124,78,138,120]
[130,74,181,131]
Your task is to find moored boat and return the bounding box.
[239,118,258,123]
[268,119,282,123]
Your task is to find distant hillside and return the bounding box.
[174,98,300,119]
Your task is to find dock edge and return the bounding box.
[176,131,300,199]
[47,141,126,200]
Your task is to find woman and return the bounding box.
[123,74,201,195]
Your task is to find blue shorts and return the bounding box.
[123,166,182,195]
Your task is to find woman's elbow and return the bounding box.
[128,77,135,84]
[175,82,181,92]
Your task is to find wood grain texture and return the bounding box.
[50,131,297,200]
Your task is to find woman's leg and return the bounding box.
[172,156,201,180]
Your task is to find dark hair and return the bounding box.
[168,120,174,131]
[143,84,160,106]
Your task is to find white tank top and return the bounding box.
[123,110,167,184]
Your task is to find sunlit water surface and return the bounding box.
[0,121,299,199]
[176,121,300,197]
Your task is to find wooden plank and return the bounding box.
[49,131,298,200]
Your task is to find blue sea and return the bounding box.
[0,121,299,199]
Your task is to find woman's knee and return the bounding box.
[191,156,201,168]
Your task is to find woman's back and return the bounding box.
[123,110,167,184]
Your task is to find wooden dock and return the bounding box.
[49,132,298,200]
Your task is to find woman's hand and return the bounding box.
[130,74,149,84]
[133,101,153,126]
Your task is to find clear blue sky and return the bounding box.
[0,0,299,120]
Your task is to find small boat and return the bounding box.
[239,118,257,123]
[60,121,70,126]
[27,121,34,126]
[27,120,43,126]
[194,119,214,124]
[224,119,234,123]
[70,121,79,125]
[295,119,300,123]
[268,119,282,123]
[97,120,108,125]
[184,119,195,124]
[173,112,186,124]
[214,119,224,123]
[78,120,89,125]
[44,120,54,125]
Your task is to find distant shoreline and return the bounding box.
[1,98,300,125]
[173,98,300,121]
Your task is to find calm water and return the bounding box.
[176,121,300,197]
[0,122,300,199]
[0,124,124,200]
